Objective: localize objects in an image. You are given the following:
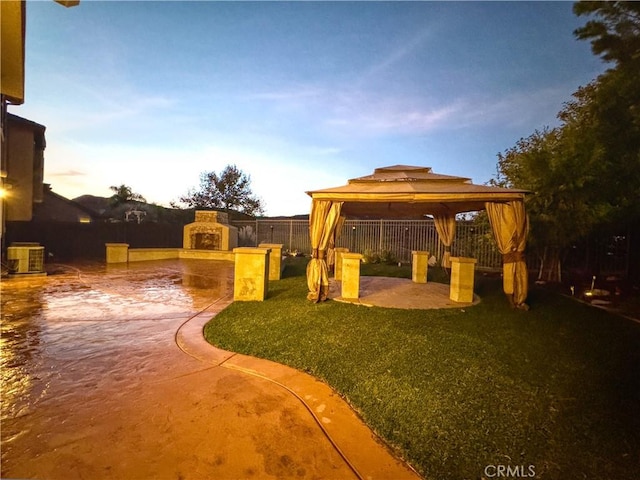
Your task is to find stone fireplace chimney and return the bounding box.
[183,211,238,251]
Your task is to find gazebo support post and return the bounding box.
[449,257,477,303]
[411,250,429,283]
[334,247,349,280]
[341,252,363,299]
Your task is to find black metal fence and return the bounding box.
[4,221,183,261]
[5,217,633,278]
[234,219,504,269]
[234,218,635,276]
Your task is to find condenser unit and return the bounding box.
[7,243,45,274]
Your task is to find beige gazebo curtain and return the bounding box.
[306,200,343,302]
[485,200,529,309]
[327,215,346,271]
[434,214,456,268]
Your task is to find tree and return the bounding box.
[491,2,640,282]
[573,1,640,66]
[177,164,265,216]
[109,184,146,207]
[558,78,640,222]
[572,1,640,222]
[495,104,625,279]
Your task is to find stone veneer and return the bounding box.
[183,211,238,251]
[449,256,477,303]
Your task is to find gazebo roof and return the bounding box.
[306,165,528,218]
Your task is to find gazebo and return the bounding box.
[305,165,530,309]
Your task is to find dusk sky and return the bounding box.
[10,1,606,216]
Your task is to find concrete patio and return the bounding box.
[330,276,480,309]
[0,259,420,480]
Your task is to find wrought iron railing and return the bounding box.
[233,219,504,269]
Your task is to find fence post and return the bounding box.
[289,219,293,252]
[255,220,259,247]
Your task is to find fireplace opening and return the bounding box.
[193,232,221,250]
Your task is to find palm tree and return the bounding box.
[109,185,146,207]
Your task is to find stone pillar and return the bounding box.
[341,252,363,299]
[411,250,430,283]
[449,257,477,303]
[334,247,349,280]
[106,243,129,264]
[258,243,284,281]
[233,247,271,301]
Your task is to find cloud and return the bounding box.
[305,146,343,156]
[244,87,323,103]
[360,28,433,82]
[46,169,87,178]
[240,82,462,137]
[27,66,176,136]
[325,98,463,135]
[60,93,175,133]
[452,86,569,130]
[318,84,571,137]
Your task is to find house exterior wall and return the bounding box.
[31,186,98,223]
[0,1,26,104]
[4,115,46,222]
[6,126,34,221]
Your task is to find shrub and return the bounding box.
[362,249,397,265]
[362,249,380,264]
[379,249,397,264]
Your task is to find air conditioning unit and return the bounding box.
[7,243,45,274]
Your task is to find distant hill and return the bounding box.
[73,195,111,215]
[72,195,270,224]
[265,214,309,220]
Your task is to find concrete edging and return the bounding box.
[175,300,422,480]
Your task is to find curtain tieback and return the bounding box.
[503,251,525,264]
[312,249,326,260]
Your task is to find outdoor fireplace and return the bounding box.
[193,232,221,250]
[183,211,238,251]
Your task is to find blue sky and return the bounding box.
[10,0,605,216]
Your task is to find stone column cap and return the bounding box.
[342,252,364,260]
[105,243,130,247]
[233,247,271,255]
[450,256,478,264]
[258,243,284,249]
[411,250,430,255]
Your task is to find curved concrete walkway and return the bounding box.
[1,259,421,480]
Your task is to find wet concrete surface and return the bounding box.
[1,259,420,480]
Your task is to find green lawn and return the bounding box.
[204,258,640,479]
